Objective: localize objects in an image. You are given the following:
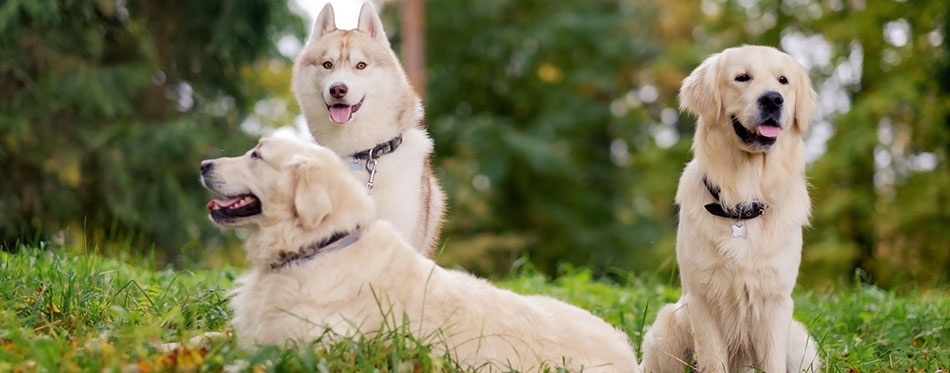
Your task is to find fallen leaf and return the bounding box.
[155,346,208,371]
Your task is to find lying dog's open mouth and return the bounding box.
[326,97,364,124]
[731,115,780,146]
[206,194,262,223]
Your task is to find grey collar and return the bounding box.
[268,226,363,271]
[351,135,403,160]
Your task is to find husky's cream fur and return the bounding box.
[200,137,640,372]
[640,46,821,373]
[291,3,444,256]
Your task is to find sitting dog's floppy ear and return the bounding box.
[680,52,722,124]
[290,157,332,228]
[793,64,817,133]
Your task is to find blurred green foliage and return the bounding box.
[418,0,950,287]
[0,0,305,261]
[1,0,947,287]
[422,0,683,278]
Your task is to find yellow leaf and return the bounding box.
[155,346,207,371]
[537,62,563,83]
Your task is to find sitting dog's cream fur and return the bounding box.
[200,137,640,372]
[640,46,821,373]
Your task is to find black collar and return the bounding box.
[352,135,403,160]
[702,178,766,220]
[268,226,362,271]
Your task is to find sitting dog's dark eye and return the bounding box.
[356,62,367,70]
[735,73,751,82]
[251,151,261,159]
[322,61,333,69]
[778,75,788,84]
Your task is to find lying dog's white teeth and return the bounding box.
[228,196,255,209]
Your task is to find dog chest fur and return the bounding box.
[344,128,435,250]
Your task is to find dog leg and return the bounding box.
[786,320,820,373]
[641,302,693,373]
[753,298,793,372]
[683,296,729,373]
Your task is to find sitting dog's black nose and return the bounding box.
[758,91,784,112]
[329,83,348,99]
[201,160,213,174]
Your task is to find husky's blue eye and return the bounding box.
[322,61,333,69]
[735,73,751,82]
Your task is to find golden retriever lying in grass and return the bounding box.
[199,137,640,372]
[640,46,821,373]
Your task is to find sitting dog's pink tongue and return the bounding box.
[757,125,781,138]
[329,105,352,124]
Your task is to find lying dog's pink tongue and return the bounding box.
[206,197,241,211]
[757,125,781,138]
[329,105,352,124]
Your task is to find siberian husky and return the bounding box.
[291,2,445,256]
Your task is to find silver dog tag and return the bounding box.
[732,222,747,238]
[350,160,363,171]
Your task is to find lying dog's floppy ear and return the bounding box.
[290,157,332,228]
[792,63,817,133]
[680,52,722,123]
[310,3,337,41]
[357,2,387,43]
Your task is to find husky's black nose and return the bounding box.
[201,160,213,174]
[329,83,348,99]
[758,91,784,113]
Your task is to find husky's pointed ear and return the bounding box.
[290,157,332,228]
[310,3,337,41]
[357,2,387,42]
[679,52,722,123]
[792,61,817,133]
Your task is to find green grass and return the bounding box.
[0,246,947,372]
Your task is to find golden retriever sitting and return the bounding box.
[199,137,640,372]
[640,46,821,373]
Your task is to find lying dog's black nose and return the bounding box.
[201,160,213,174]
[329,83,348,99]
[758,91,784,112]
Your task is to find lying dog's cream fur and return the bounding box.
[200,137,640,372]
[640,46,820,373]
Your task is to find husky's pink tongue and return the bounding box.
[757,125,781,138]
[329,105,353,124]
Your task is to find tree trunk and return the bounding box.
[401,0,425,101]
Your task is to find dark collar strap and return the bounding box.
[352,135,403,160]
[269,226,361,271]
[702,177,766,220]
